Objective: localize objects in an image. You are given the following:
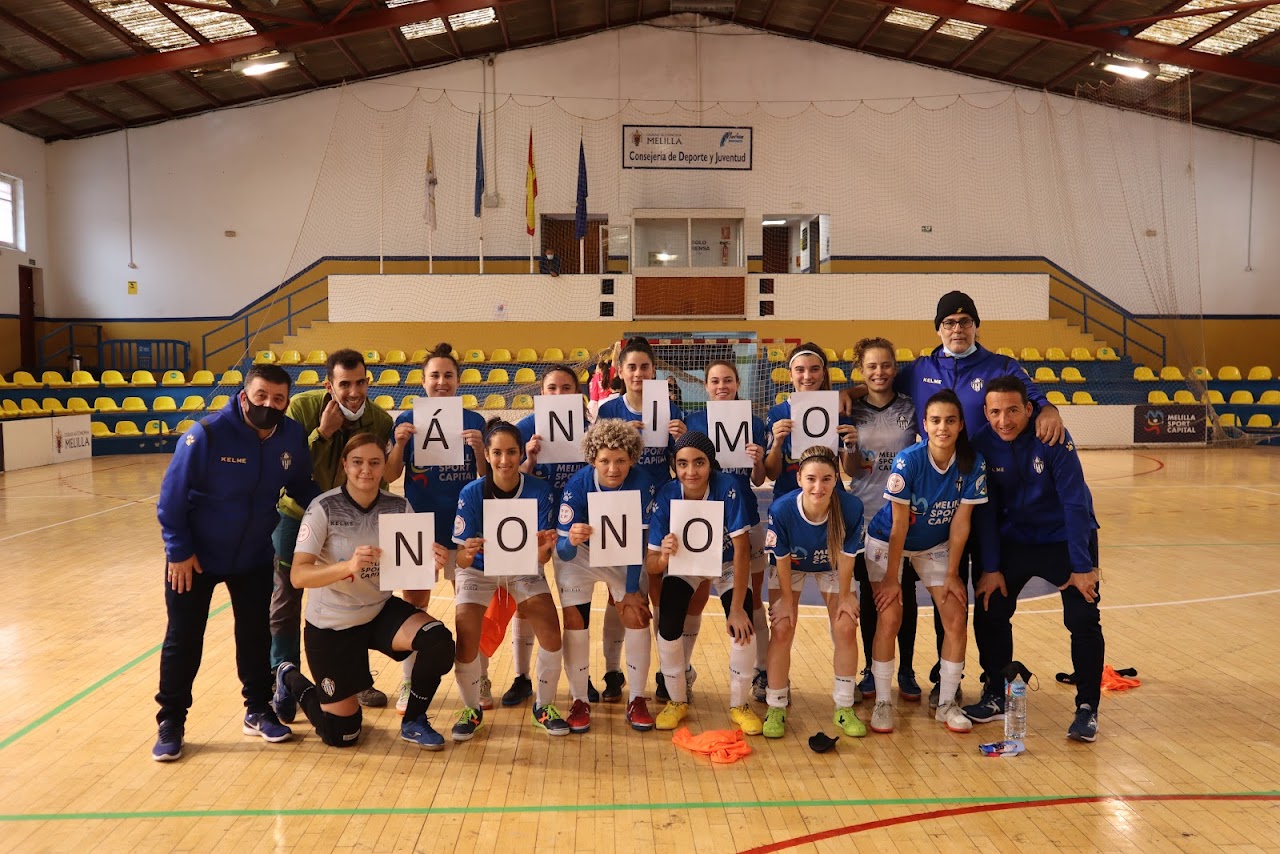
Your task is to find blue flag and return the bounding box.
[574,139,589,240]
[474,113,485,218]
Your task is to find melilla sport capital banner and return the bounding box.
[622,125,753,170]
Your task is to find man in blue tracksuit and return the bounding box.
[963,374,1104,743]
[152,364,321,761]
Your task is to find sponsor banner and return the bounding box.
[1132,404,1207,443]
[622,125,752,170]
[52,414,93,462]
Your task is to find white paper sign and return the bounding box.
[482,498,539,576]
[641,379,671,448]
[706,400,753,470]
[378,513,436,591]
[413,397,464,467]
[533,395,585,464]
[788,391,840,455]
[588,489,643,567]
[668,499,724,578]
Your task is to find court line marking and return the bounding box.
[0,493,159,544]
[738,793,1280,854]
[1,790,1276,824]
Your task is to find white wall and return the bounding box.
[30,18,1280,321]
[0,123,49,315]
[747,273,1050,320]
[330,274,634,322]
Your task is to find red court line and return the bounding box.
[738,793,1280,853]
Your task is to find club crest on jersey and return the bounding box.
[280,451,292,470]
[453,515,466,536]
[558,504,574,526]
[185,434,196,446]
[896,414,911,429]
[764,528,777,549]
[298,523,312,544]
[886,473,906,494]
[321,677,336,697]
[1033,456,1044,474]
[970,377,984,393]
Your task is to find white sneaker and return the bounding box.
[870,701,894,733]
[478,676,494,711]
[936,701,973,733]
[396,679,410,715]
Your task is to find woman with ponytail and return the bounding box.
[597,336,687,485]
[765,342,858,499]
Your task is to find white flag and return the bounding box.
[425,131,438,231]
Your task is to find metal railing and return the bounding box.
[1047,270,1166,366]
[37,323,102,372]
[201,268,329,369]
[101,339,191,373]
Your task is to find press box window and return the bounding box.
[0,173,23,252]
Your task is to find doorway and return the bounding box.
[541,215,607,274]
[762,226,789,274]
[18,265,37,370]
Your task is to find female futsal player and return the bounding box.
[763,446,866,738]
[273,434,456,750]
[765,342,858,498]
[864,390,987,734]
[597,336,687,484]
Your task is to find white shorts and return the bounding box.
[664,561,739,598]
[554,553,627,607]
[767,566,841,596]
[453,565,552,607]
[864,535,950,588]
[749,523,768,576]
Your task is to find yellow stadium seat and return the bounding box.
[514,348,538,362]
[1147,391,1171,404]
[1218,413,1238,428]
[1045,347,1067,362]
[542,347,565,361]
[849,367,865,383]
[514,368,537,384]
[405,369,424,386]
[219,370,243,386]
[373,394,395,410]
[153,396,178,413]
[145,420,166,436]
[276,350,301,365]
[400,395,418,410]
[68,397,94,414]
[482,394,506,409]
[1133,367,1157,382]
[253,350,277,364]
[461,394,479,410]
[210,395,230,409]
[1229,390,1255,404]
[1034,367,1058,383]
[895,348,915,362]
[1217,366,1241,381]
[1203,390,1225,405]
[487,369,510,384]
[410,349,430,364]
[464,349,486,363]
[841,348,855,362]
[1259,390,1280,405]
[1248,366,1273,381]
[1189,366,1211,381]
[363,350,382,365]
[995,347,1015,358]
[767,347,785,362]
[42,398,67,414]
[771,367,790,384]
[568,347,591,362]
[512,394,534,410]
[577,368,590,384]
[101,370,127,387]
[1,400,20,417]
[824,348,839,363]
[386,349,407,364]
[180,395,205,412]
[190,370,215,386]
[131,370,157,387]
[1071,391,1098,405]
[42,371,70,388]
[161,370,186,386]
[1061,367,1086,383]
[1096,347,1119,361]
[375,369,401,386]
[365,370,374,384]
[828,367,847,383]
[1247,414,1274,429]
[122,396,148,412]
[94,397,120,413]
[91,421,112,438]
[296,369,321,386]
[302,350,327,366]
[775,392,790,404]
[1159,366,1185,381]
[1020,347,1043,362]
[1070,347,1094,361]
[71,371,98,387]
[115,421,141,436]
[1173,390,1197,405]
[0,373,12,388]
[1046,390,1069,406]
[486,348,510,363]
[460,368,483,384]
[176,419,196,434]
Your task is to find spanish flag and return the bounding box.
[525,128,537,237]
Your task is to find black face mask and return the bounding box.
[243,396,286,431]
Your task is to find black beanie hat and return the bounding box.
[935,291,980,329]
[673,430,720,470]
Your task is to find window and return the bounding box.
[0,173,22,251]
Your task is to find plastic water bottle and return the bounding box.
[1004,675,1028,742]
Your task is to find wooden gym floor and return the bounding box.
[1,448,1279,853]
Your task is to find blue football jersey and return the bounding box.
[516,411,589,506]
[765,489,866,572]
[452,474,555,573]
[866,441,987,551]
[647,471,751,564]
[396,406,486,547]
[685,408,766,526]
[556,465,656,566]
[765,399,853,497]
[597,396,684,486]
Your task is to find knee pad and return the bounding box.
[658,580,694,641]
[318,709,363,748]
[573,602,592,627]
[412,620,456,670]
[719,588,754,619]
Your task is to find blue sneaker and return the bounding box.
[151,720,184,762]
[1068,704,1098,743]
[898,671,922,702]
[856,668,875,701]
[401,715,446,751]
[452,707,483,742]
[243,709,292,743]
[752,669,768,703]
[272,663,297,724]
[962,691,1005,723]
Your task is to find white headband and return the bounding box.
[788,348,824,367]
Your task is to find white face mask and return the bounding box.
[338,400,366,421]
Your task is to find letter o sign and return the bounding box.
[681,518,714,553]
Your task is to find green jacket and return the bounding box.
[276,387,395,520]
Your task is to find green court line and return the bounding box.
[0,601,232,752]
[2,790,1277,823]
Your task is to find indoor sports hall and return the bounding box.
[1,2,1279,852]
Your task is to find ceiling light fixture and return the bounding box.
[232,51,295,77]
[1096,54,1159,80]
[762,219,787,226]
